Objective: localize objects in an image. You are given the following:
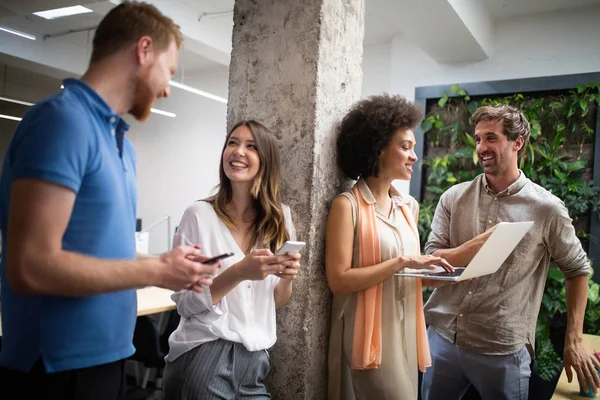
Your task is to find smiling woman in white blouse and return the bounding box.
[162,120,302,400]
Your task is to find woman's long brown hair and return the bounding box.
[207,120,290,254]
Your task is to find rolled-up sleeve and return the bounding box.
[425,191,453,255]
[171,289,226,321]
[170,206,227,320]
[544,200,591,280]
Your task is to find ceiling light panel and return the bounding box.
[33,5,93,20]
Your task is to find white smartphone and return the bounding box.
[275,240,306,255]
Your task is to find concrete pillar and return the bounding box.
[227,0,365,398]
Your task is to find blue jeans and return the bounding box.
[421,326,531,400]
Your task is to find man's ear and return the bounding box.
[135,36,154,66]
[514,135,524,153]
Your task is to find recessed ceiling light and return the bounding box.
[169,80,227,104]
[34,5,93,20]
[0,96,35,106]
[0,26,36,40]
[0,113,22,122]
[150,108,176,118]
[0,95,175,119]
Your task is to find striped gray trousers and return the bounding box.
[163,339,271,400]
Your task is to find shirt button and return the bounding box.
[468,291,472,295]
[488,219,493,224]
[494,197,498,200]
[115,147,119,153]
[111,129,115,136]
[109,117,116,124]
[459,313,464,318]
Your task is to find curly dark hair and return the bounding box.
[336,93,423,180]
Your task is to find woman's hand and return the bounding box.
[395,255,454,273]
[233,249,295,281]
[276,252,302,281]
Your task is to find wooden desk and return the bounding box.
[552,334,600,399]
[0,287,175,336]
[136,286,176,316]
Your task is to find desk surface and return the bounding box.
[0,287,176,336]
[552,334,600,399]
[136,286,176,316]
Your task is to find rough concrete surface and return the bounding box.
[227,0,365,398]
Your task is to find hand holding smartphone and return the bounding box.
[200,252,234,264]
[178,233,234,265]
[275,241,306,255]
[274,241,305,278]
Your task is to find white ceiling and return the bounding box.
[364,0,404,46]
[2,0,600,76]
[0,0,100,17]
[481,0,600,19]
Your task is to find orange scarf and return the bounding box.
[351,185,432,372]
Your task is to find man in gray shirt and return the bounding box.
[421,104,600,399]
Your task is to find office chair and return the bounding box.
[130,316,165,390]
[128,311,180,399]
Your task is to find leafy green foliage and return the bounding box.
[536,267,600,381]
[418,83,600,381]
[535,322,564,381]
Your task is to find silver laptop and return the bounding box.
[395,221,534,282]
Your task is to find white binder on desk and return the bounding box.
[135,231,149,254]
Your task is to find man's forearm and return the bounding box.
[7,249,158,297]
[431,241,478,268]
[565,274,589,345]
[137,252,157,260]
[430,227,495,267]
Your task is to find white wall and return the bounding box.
[361,42,391,97]
[127,66,229,254]
[362,5,600,193]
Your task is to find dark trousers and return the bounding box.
[0,358,126,400]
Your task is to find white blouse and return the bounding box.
[165,201,296,361]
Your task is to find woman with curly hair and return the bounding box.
[162,120,302,399]
[326,94,453,400]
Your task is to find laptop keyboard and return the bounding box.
[428,268,465,277]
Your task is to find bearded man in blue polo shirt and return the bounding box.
[0,2,220,399]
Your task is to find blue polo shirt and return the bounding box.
[0,78,138,372]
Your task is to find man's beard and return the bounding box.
[129,74,155,122]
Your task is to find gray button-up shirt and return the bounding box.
[424,172,590,356]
